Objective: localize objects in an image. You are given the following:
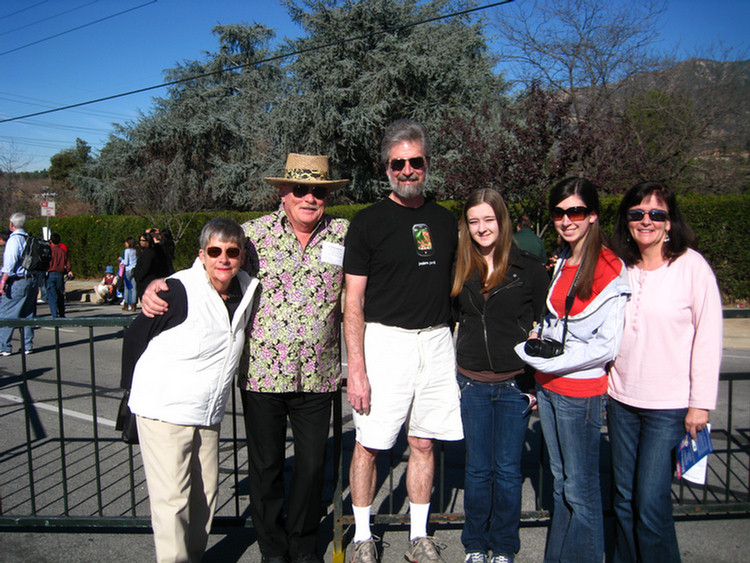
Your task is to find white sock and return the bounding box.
[352,504,372,543]
[409,502,430,540]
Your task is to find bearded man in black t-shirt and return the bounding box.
[344,120,462,563]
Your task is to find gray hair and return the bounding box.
[9,212,26,229]
[199,218,245,249]
[380,119,431,167]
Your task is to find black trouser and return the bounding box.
[241,389,334,559]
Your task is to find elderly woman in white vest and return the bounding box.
[121,218,259,563]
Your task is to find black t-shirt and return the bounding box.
[344,197,457,329]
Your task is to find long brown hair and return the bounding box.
[549,177,608,301]
[451,189,514,297]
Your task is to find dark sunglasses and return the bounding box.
[205,246,241,259]
[551,206,589,222]
[292,184,329,200]
[626,209,669,222]
[389,157,426,172]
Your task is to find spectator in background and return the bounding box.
[133,232,171,302]
[0,229,11,272]
[120,237,138,312]
[94,265,118,304]
[46,232,72,318]
[513,215,547,264]
[0,213,38,356]
[160,228,176,275]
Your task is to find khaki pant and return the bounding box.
[137,416,220,563]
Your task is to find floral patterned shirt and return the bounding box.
[239,207,348,393]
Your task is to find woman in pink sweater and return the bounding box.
[608,181,723,563]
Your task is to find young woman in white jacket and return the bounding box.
[515,178,630,563]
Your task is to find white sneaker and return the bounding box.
[0,351,11,357]
[465,553,488,563]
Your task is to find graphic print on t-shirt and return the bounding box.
[412,223,434,257]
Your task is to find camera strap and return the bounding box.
[540,256,581,346]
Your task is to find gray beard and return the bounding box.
[389,177,425,200]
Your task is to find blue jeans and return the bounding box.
[536,385,606,563]
[124,269,137,305]
[608,398,686,563]
[458,373,531,556]
[0,276,38,353]
[46,272,65,318]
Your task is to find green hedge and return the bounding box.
[25,195,750,302]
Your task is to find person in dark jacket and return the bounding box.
[133,232,171,301]
[451,189,548,563]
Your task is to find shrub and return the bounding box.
[24,194,750,302]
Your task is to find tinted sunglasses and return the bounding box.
[626,209,669,222]
[206,246,241,259]
[389,157,426,172]
[551,206,589,222]
[292,184,329,200]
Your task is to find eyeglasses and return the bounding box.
[389,157,426,172]
[626,209,669,222]
[551,206,589,222]
[205,246,241,259]
[292,184,329,200]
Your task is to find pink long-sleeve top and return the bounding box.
[608,248,723,410]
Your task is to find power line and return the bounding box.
[0,0,514,124]
[0,0,100,38]
[0,0,48,22]
[0,91,137,120]
[0,0,157,57]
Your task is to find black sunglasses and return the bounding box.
[292,184,329,200]
[626,209,669,222]
[389,157,426,172]
[551,206,589,222]
[206,246,241,259]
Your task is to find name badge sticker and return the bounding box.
[321,241,345,267]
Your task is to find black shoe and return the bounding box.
[261,556,288,563]
[292,554,320,563]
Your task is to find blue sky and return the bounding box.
[1,0,748,172]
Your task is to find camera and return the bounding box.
[524,337,564,358]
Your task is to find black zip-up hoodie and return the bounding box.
[453,246,549,375]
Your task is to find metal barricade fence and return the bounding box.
[1,316,749,560]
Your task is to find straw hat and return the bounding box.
[264,153,349,189]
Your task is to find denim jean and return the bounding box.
[457,373,531,556]
[124,269,137,305]
[46,271,65,318]
[0,276,37,353]
[536,385,606,563]
[608,398,686,563]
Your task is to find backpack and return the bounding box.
[19,234,52,273]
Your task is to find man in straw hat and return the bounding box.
[141,153,349,563]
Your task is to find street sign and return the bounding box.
[41,201,56,217]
